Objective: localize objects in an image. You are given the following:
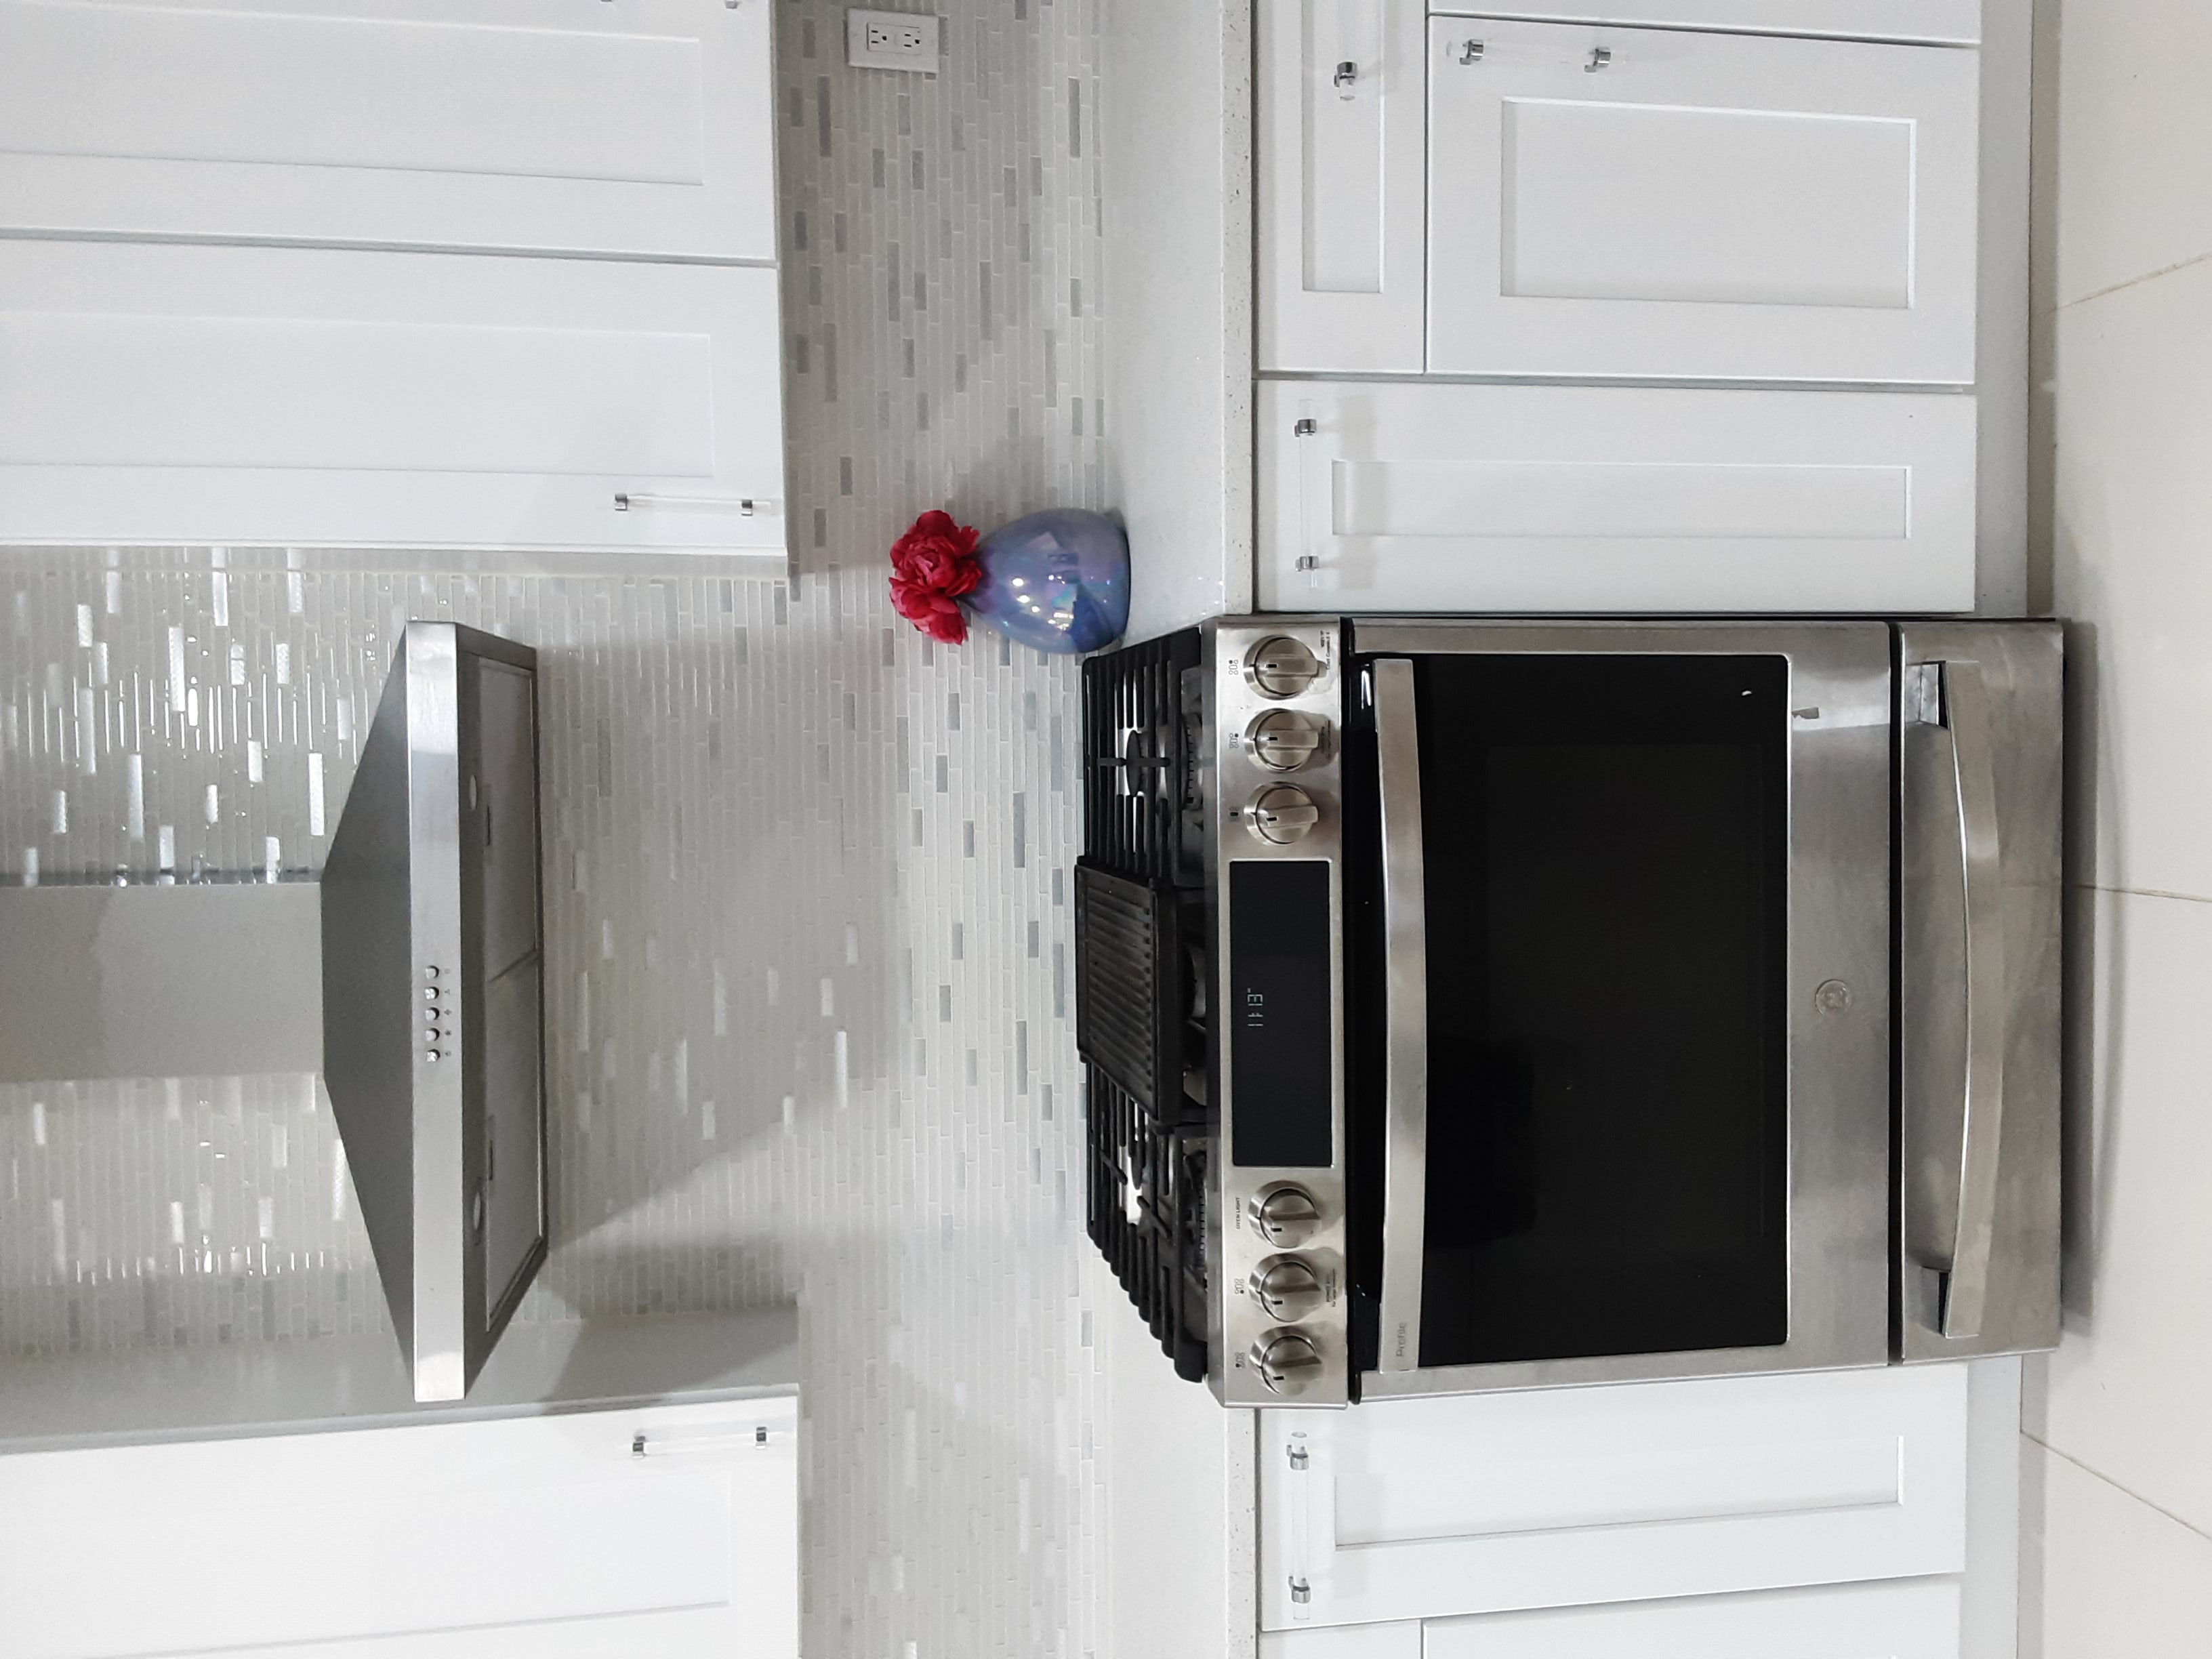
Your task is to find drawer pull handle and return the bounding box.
[1586,45,1613,71]
[1458,39,1485,65]
[631,1424,787,1458]
[613,493,781,517]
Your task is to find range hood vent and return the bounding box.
[321,623,548,1403]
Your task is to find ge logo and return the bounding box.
[1814,979,1854,1017]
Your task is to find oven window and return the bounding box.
[1352,653,1790,1370]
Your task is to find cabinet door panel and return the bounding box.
[1258,0,1427,371]
[1257,1366,1967,1631]
[1257,378,1974,613]
[1423,1580,1962,1659]
[1426,20,1977,383]
[0,0,775,260]
[0,1397,798,1659]
[0,241,786,554]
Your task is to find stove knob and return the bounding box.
[1254,1256,1326,1322]
[1250,1185,1322,1247]
[1243,709,1328,773]
[1246,784,1320,845]
[1249,1330,1326,1397]
[1244,636,1323,699]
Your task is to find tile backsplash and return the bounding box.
[0,1,1113,1653]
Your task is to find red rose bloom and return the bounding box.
[888,510,983,644]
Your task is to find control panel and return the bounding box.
[1208,619,1349,1408]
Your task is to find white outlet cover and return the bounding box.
[847,9,939,74]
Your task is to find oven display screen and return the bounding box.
[1230,860,1333,1168]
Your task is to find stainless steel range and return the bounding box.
[1078,615,2063,1408]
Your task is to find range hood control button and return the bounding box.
[1244,636,1322,699]
[1254,1256,1326,1322]
[1243,709,1328,773]
[1250,1185,1322,1246]
[1246,785,1320,845]
[1250,1330,1324,1397]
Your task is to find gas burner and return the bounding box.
[1078,628,1211,1382]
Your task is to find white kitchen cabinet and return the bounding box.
[0,0,777,262]
[1424,19,1978,384]
[1257,377,1975,613]
[0,239,786,554]
[1261,1622,1420,1659]
[1422,1580,1962,1659]
[1257,0,1428,373]
[1257,1364,1968,1633]
[0,1393,799,1659]
[1425,0,1982,45]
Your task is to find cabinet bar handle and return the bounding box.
[1372,660,1429,1374]
[1935,660,2007,1340]
[631,1423,789,1458]
[613,493,782,516]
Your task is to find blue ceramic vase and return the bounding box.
[963,508,1130,655]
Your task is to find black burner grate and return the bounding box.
[1082,629,1201,884]
[1086,1070,1210,1382]
[1078,628,1210,1383]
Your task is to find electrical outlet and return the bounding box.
[847,8,939,73]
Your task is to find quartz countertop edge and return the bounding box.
[0,1305,800,1453]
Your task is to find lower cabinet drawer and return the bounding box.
[1422,1579,1961,1659]
[1256,378,1976,614]
[1259,1365,1969,1631]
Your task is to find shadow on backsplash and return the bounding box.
[0,559,1074,1356]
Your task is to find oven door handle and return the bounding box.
[1370,658,1429,1373]
[1933,659,2008,1340]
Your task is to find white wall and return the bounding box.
[2024,0,2212,1648]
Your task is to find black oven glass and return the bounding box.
[1349,653,1790,1371]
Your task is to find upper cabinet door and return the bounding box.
[0,0,777,262]
[0,240,788,553]
[1426,20,1978,384]
[1258,0,1427,373]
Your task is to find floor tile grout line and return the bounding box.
[2022,1430,2212,1547]
[2079,881,2212,907]
[2054,246,2212,313]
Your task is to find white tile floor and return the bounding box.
[2033,0,2212,1647]
[2048,0,2212,308]
[2028,893,2212,1534]
[2025,1443,2212,1658]
[2048,259,2212,901]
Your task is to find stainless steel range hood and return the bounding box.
[321,623,548,1404]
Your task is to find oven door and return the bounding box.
[1345,621,1893,1397]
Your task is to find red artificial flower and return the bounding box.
[887,509,983,644]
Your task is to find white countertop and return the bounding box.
[0,1307,799,1453]
[1102,0,1256,646]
